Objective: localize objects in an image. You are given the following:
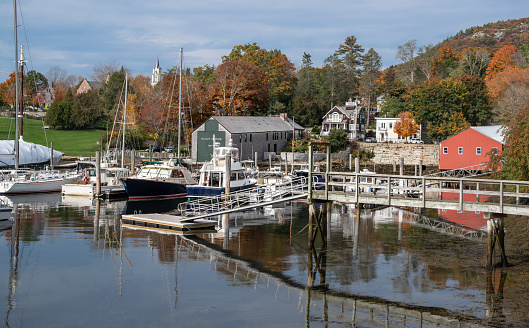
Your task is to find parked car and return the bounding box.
[409,138,424,144]
[165,145,177,152]
[365,137,376,143]
[150,146,164,152]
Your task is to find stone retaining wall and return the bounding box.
[358,143,439,166]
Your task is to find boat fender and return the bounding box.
[83,176,90,184]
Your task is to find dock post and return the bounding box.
[96,151,101,197]
[355,157,359,173]
[399,157,404,175]
[225,151,231,196]
[326,145,331,173]
[50,142,54,169]
[308,145,313,200]
[268,153,272,170]
[254,151,258,170]
[485,213,509,268]
[419,160,423,176]
[349,153,352,171]
[131,149,135,175]
[487,219,494,268]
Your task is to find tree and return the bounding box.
[393,111,419,142]
[325,128,348,152]
[92,59,120,83]
[396,40,418,84]
[460,47,491,77]
[485,66,529,123]
[379,95,408,118]
[458,75,493,125]
[98,69,127,118]
[44,90,75,129]
[334,35,365,96]
[484,45,517,80]
[492,105,529,180]
[25,70,48,94]
[427,111,470,141]
[71,90,104,128]
[432,46,460,79]
[359,48,382,127]
[222,43,296,108]
[416,44,436,80]
[408,78,468,140]
[209,60,269,116]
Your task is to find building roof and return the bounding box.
[213,116,304,134]
[87,80,103,90]
[470,125,504,143]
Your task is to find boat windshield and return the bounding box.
[214,147,239,160]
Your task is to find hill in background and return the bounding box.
[438,17,529,53]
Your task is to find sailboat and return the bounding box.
[0,2,80,194]
[121,48,196,200]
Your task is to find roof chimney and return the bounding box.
[280,113,287,120]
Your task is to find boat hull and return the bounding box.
[187,183,256,198]
[122,178,188,200]
[0,176,80,194]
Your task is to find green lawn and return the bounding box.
[0,117,105,157]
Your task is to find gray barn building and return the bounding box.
[191,114,305,163]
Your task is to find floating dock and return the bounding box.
[122,213,217,233]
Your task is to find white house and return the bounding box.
[375,117,421,143]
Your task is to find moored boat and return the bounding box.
[187,142,257,198]
[121,158,196,200]
[0,168,81,194]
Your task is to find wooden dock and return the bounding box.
[122,213,217,233]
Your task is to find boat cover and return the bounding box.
[0,139,63,166]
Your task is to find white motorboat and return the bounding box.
[187,141,257,198]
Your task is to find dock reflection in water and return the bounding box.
[0,196,521,327]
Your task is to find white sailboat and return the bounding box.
[0,1,80,194]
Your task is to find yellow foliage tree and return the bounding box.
[393,111,420,142]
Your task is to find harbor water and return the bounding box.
[0,193,523,327]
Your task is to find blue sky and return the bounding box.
[0,0,528,83]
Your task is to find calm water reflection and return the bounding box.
[0,193,517,327]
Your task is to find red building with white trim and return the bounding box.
[439,125,503,170]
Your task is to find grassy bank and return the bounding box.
[0,117,105,157]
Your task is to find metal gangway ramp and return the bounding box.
[178,176,308,222]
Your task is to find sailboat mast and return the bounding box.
[121,73,128,168]
[19,46,27,141]
[13,0,19,169]
[178,48,182,159]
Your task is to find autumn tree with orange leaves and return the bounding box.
[223,43,296,108]
[209,60,269,116]
[484,45,517,80]
[393,111,420,142]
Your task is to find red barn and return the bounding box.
[439,125,503,170]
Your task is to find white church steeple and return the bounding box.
[151,58,161,87]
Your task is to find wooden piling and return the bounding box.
[96,151,101,197]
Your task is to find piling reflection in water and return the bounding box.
[1,195,526,327]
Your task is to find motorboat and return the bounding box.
[187,142,257,198]
[0,168,81,194]
[61,164,130,197]
[121,158,196,200]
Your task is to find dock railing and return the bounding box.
[178,176,308,218]
[310,171,529,215]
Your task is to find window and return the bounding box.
[250,134,252,142]
[443,147,448,154]
[266,133,268,141]
[458,147,463,155]
[476,147,481,155]
[389,123,393,129]
[380,122,386,129]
